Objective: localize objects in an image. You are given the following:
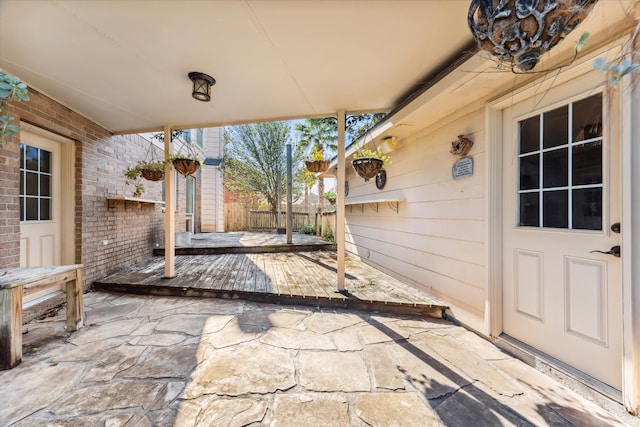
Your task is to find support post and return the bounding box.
[65,267,83,331]
[164,124,176,278]
[286,143,293,244]
[336,110,346,291]
[0,287,22,370]
[277,168,282,229]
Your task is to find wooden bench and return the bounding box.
[0,264,83,370]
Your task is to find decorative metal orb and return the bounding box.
[468,0,598,71]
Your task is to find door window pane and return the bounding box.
[519,193,539,227]
[543,106,568,148]
[40,199,51,221]
[573,188,602,230]
[519,116,539,154]
[26,172,39,196]
[573,141,602,185]
[19,144,53,221]
[543,148,568,188]
[519,155,539,190]
[573,93,602,141]
[25,145,38,171]
[25,198,38,221]
[543,190,568,228]
[517,93,603,231]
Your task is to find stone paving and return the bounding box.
[1,292,636,426]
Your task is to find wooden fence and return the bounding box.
[316,211,336,239]
[225,202,336,233]
[248,211,311,232]
[225,203,258,232]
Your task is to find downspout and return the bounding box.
[164,124,175,278]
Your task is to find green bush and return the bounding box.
[299,224,315,235]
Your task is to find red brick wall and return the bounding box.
[0,132,20,267]
[0,87,186,288]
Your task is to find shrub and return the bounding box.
[299,223,315,235]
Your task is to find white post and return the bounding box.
[164,125,175,278]
[336,110,346,291]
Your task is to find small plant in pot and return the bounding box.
[352,146,391,182]
[305,146,330,173]
[124,159,165,197]
[324,191,337,205]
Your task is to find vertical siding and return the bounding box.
[345,108,486,330]
[201,127,224,232]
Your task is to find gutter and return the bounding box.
[331,40,479,163]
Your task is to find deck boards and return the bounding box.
[94,251,447,317]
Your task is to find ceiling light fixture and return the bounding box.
[188,71,216,102]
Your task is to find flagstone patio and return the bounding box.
[1,292,632,426]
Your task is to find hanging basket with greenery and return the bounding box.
[352,146,391,182]
[305,159,330,173]
[304,146,330,173]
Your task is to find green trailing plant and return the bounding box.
[324,191,336,201]
[352,146,392,169]
[124,160,165,197]
[0,69,29,148]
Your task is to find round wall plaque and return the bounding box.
[375,170,387,190]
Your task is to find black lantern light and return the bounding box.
[468,0,598,72]
[188,71,216,102]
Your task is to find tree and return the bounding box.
[295,113,386,204]
[224,121,304,211]
[296,118,337,205]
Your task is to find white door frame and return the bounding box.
[484,43,639,414]
[20,122,75,266]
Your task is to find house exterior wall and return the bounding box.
[200,127,224,232]
[345,108,486,331]
[0,88,185,289]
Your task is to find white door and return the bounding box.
[502,81,622,390]
[19,130,63,302]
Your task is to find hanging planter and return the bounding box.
[172,158,200,176]
[352,158,384,182]
[305,159,330,173]
[468,0,598,72]
[351,146,391,182]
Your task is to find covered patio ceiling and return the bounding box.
[0,0,474,134]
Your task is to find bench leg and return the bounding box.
[0,287,23,370]
[65,269,83,332]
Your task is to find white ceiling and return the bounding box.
[0,0,474,134]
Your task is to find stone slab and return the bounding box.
[355,393,442,427]
[298,351,370,392]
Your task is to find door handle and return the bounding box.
[590,246,621,257]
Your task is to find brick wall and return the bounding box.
[1,87,186,288]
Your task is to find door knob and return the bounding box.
[590,246,621,257]
[611,223,620,233]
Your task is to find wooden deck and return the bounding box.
[94,251,447,318]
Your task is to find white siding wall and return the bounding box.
[345,108,486,330]
[201,127,224,232]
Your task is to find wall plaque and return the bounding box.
[452,156,473,180]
